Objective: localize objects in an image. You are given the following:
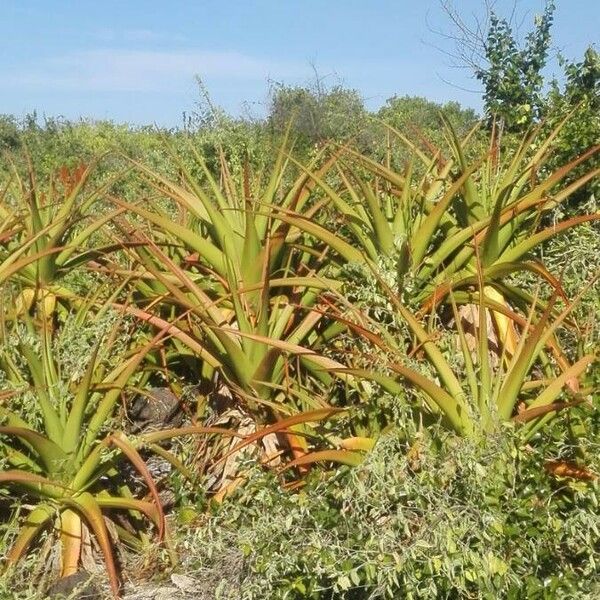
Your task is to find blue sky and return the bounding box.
[1,1,597,126]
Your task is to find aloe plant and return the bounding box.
[286,116,599,351]
[342,265,597,439]
[0,307,168,597]
[112,138,364,490]
[0,157,127,316]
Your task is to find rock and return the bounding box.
[123,583,195,600]
[170,574,198,590]
[128,387,183,433]
[46,571,100,599]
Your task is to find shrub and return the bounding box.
[179,417,600,599]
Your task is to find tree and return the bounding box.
[543,46,600,210]
[268,81,368,145]
[437,1,555,131]
[0,115,21,151]
[481,1,554,129]
[377,95,478,136]
[551,46,600,109]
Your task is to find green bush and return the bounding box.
[178,414,600,599]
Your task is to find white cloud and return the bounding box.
[4,49,307,92]
[91,28,189,44]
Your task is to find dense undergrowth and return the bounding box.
[182,418,600,599]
